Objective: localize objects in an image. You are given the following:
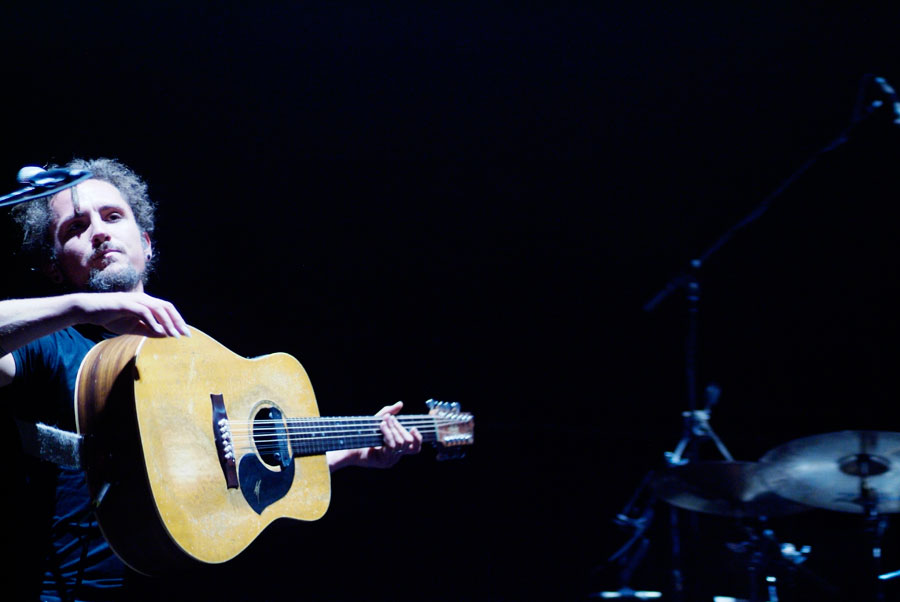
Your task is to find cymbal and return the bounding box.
[652,461,808,518]
[759,430,900,514]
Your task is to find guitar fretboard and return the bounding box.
[286,416,439,456]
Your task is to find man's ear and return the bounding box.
[142,232,152,260]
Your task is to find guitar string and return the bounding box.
[224,417,467,430]
[226,422,450,437]
[226,423,462,447]
[226,418,451,432]
[214,416,469,452]
[229,430,452,454]
[232,415,469,421]
[224,417,465,429]
[235,441,444,454]
[228,427,446,449]
[224,418,463,436]
[228,427,446,440]
[227,416,462,424]
[226,424,466,452]
[228,425,445,439]
[232,416,447,422]
[224,423,472,453]
[231,434,439,446]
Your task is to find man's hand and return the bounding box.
[73,292,190,338]
[0,292,189,388]
[327,401,424,471]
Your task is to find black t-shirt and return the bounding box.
[11,325,125,601]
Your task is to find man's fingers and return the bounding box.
[154,297,190,337]
[79,292,189,338]
[376,401,404,417]
[136,294,189,338]
[380,417,400,449]
[409,427,423,452]
[124,301,167,336]
[399,422,415,446]
[379,414,423,457]
[147,302,180,337]
[145,300,175,337]
[104,316,160,338]
[360,400,428,466]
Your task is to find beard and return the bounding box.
[86,264,145,292]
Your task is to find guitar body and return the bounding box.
[75,328,330,575]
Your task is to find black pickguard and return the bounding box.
[239,405,296,514]
[238,454,295,514]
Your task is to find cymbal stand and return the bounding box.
[598,262,720,599]
[666,382,733,466]
[617,251,735,601]
[642,72,900,431]
[631,73,899,601]
[859,483,890,601]
[661,382,734,601]
[725,524,838,602]
[726,525,785,602]
[872,513,898,600]
[865,509,889,602]
[595,471,662,599]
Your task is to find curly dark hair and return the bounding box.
[10,157,157,268]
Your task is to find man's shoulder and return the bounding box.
[23,325,95,352]
[12,326,102,378]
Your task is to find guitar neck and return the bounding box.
[286,415,439,456]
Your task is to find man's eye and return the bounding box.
[106,212,123,221]
[67,222,85,234]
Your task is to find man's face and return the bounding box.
[48,179,151,292]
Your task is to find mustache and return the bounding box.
[91,242,124,261]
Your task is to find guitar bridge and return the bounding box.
[211,394,238,489]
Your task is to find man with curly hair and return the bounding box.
[0,158,422,600]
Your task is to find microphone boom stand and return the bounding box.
[597,74,896,601]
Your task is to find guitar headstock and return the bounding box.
[426,399,474,460]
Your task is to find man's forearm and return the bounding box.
[327,449,364,472]
[0,295,85,356]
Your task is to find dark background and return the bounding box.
[3,3,900,600]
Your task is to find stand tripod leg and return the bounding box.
[865,511,888,602]
[669,506,685,601]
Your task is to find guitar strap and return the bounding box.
[15,420,83,470]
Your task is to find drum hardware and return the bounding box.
[651,461,841,601]
[652,461,807,519]
[723,529,788,602]
[591,587,662,600]
[595,75,900,600]
[880,568,900,581]
[595,384,734,600]
[592,75,893,602]
[757,430,900,601]
[759,431,900,516]
[661,383,736,601]
[625,72,843,593]
[595,471,661,600]
[721,523,841,602]
[665,384,732,467]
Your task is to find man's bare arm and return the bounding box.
[326,401,423,472]
[0,293,189,387]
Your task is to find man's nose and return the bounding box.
[90,218,111,247]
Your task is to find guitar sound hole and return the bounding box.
[253,405,291,470]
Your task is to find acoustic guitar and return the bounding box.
[74,327,473,575]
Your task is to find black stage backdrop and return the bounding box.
[2,4,900,601]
